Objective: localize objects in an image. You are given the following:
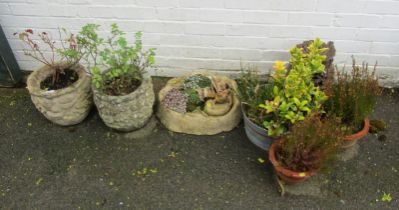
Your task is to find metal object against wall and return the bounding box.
[0,25,21,87]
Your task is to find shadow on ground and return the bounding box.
[0,78,398,209]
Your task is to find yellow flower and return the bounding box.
[274,60,286,71]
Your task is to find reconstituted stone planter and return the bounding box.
[157,73,241,135]
[26,63,92,126]
[93,75,155,132]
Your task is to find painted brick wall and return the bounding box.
[1,0,399,86]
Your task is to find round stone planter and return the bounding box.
[157,73,241,135]
[242,104,275,151]
[93,75,155,132]
[26,63,92,126]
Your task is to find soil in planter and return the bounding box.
[103,77,142,96]
[40,69,79,90]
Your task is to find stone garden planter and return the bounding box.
[26,63,92,126]
[93,75,155,132]
[157,73,241,135]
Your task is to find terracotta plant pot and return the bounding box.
[93,75,155,132]
[342,118,370,148]
[242,104,275,151]
[269,140,317,184]
[26,63,92,126]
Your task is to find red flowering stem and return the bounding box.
[23,35,52,66]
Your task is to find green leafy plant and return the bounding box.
[185,88,203,112]
[324,58,382,133]
[78,23,156,96]
[14,28,86,89]
[277,114,344,172]
[258,38,328,136]
[295,40,336,87]
[381,192,392,202]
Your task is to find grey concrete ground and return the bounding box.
[0,78,398,210]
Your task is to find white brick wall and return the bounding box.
[1,0,399,86]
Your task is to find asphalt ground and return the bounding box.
[0,78,398,210]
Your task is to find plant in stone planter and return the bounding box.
[78,23,156,131]
[237,38,329,150]
[269,114,344,184]
[14,28,92,126]
[324,58,382,148]
[157,73,241,135]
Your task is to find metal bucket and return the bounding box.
[242,105,275,151]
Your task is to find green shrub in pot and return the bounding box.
[78,23,156,131]
[237,38,330,150]
[258,38,329,136]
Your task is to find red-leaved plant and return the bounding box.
[277,114,344,172]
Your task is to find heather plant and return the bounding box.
[14,28,85,89]
[324,58,382,133]
[277,114,344,172]
[258,38,328,136]
[78,23,156,96]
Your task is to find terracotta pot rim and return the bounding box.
[268,139,316,178]
[344,118,370,141]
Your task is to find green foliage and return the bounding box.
[183,74,212,89]
[381,192,392,202]
[184,88,203,112]
[324,58,381,132]
[236,66,274,125]
[259,38,328,136]
[277,114,344,172]
[78,23,156,95]
[77,24,103,69]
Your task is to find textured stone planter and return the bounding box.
[26,63,92,126]
[157,73,242,135]
[93,75,155,132]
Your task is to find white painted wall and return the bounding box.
[1,0,399,86]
